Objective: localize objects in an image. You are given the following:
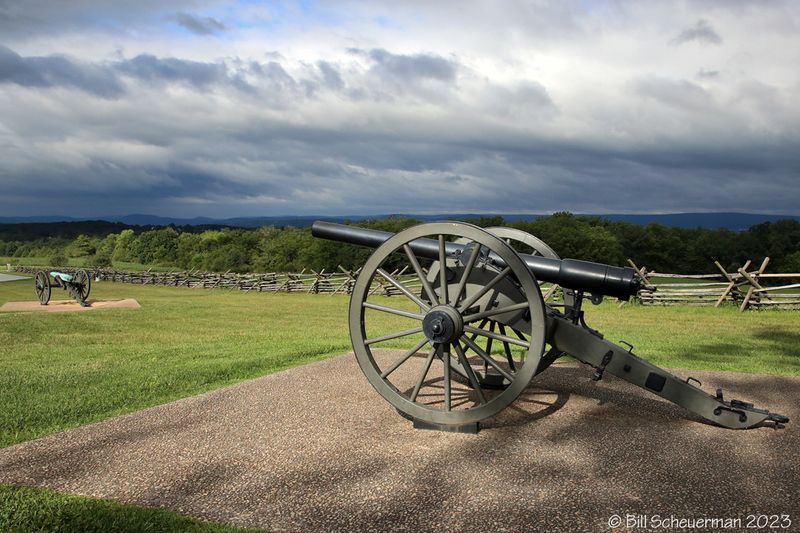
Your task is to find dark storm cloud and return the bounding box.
[317,61,344,91]
[256,61,296,87]
[671,19,723,45]
[365,48,457,82]
[1,43,457,107]
[340,48,459,102]
[115,54,227,88]
[173,12,226,35]
[482,81,555,117]
[0,1,209,38]
[0,45,265,95]
[0,44,124,98]
[696,68,719,79]
[632,76,712,110]
[2,112,799,217]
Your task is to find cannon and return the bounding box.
[35,269,92,307]
[312,220,789,432]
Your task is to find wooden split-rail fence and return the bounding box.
[9,265,420,297]
[9,259,799,310]
[628,258,800,311]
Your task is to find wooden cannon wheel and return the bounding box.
[349,221,547,427]
[35,270,51,305]
[73,269,92,303]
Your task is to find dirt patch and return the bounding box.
[0,299,141,312]
[0,273,29,282]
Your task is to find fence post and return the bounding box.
[738,257,771,311]
[713,259,750,307]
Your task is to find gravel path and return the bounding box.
[0,273,27,282]
[1,352,797,532]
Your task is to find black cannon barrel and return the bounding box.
[311,221,642,300]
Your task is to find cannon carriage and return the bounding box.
[312,220,789,432]
[34,269,92,307]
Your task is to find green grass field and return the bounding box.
[2,276,799,448]
[0,277,355,447]
[0,484,255,532]
[1,276,799,531]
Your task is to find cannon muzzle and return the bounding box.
[311,221,642,300]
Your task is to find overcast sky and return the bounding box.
[1,0,798,218]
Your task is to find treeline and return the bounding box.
[1,213,799,274]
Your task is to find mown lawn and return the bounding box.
[0,277,353,448]
[0,484,256,532]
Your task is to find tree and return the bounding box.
[67,234,95,258]
[176,232,202,269]
[49,254,68,266]
[130,228,179,265]
[96,234,118,258]
[512,212,624,265]
[90,254,112,267]
[113,229,136,262]
[783,251,800,274]
[463,215,505,228]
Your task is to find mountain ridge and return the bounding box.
[1,212,799,231]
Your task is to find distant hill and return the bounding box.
[592,213,800,231]
[1,212,799,232]
[0,220,233,242]
[0,220,139,241]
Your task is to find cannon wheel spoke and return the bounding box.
[404,244,438,306]
[442,343,451,411]
[462,335,516,383]
[376,268,430,311]
[462,301,529,323]
[381,337,430,379]
[438,235,449,305]
[363,301,424,321]
[410,346,437,402]
[452,242,481,307]
[464,325,530,348]
[497,323,517,371]
[454,342,486,404]
[364,326,423,346]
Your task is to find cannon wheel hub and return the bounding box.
[422,305,463,344]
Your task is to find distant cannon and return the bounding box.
[35,269,91,307]
[313,221,789,432]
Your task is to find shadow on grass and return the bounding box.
[752,327,800,358]
[693,327,800,372]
